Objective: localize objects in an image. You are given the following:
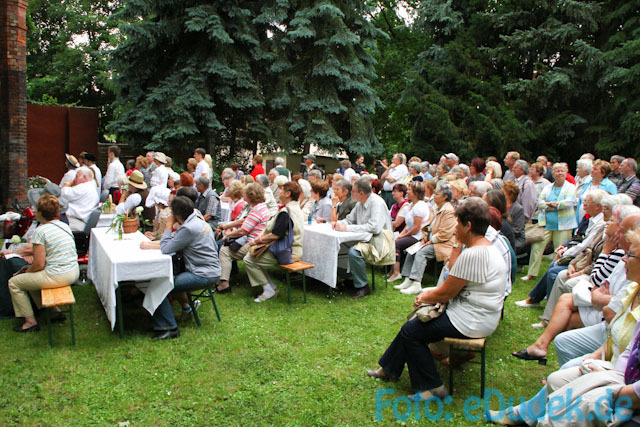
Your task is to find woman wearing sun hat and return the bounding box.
[60,154,80,187]
[116,170,156,229]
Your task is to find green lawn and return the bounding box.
[0,260,555,425]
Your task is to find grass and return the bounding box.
[0,259,555,425]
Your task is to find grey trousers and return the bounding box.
[401,244,436,282]
[553,322,607,366]
[541,270,588,321]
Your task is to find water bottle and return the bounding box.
[308,212,312,225]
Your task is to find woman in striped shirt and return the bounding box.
[8,195,79,332]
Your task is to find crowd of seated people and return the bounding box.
[5,146,640,422]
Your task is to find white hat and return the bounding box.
[154,152,168,164]
[145,186,171,207]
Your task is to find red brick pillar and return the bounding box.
[0,0,29,211]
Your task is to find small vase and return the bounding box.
[122,218,139,234]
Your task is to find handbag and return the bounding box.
[572,280,594,307]
[268,208,294,265]
[407,302,447,322]
[525,221,545,244]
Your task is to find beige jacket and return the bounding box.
[424,202,457,261]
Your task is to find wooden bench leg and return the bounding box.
[69,306,76,346]
[45,308,53,348]
[302,273,307,304]
[481,345,486,398]
[209,289,221,322]
[370,264,375,291]
[448,343,454,395]
[190,292,202,327]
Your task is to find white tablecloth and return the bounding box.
[87,227,174,330]
[96,213,115,228]
[220,202,231,223]
[301,223,372,288]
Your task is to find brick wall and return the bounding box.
[0,0,29,211]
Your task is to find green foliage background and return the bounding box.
[25,0,640,163]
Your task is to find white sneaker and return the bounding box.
[515,299,541,308]
[532,321,547,329]
[400,282,423,295]
[394,278,412,290]
[388,273,402,282]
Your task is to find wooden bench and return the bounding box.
[443,337,486,397]
[279,261,315,304]
[41,286,76,348]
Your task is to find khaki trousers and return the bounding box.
[219,244,250,281]
[541,272,588,321]
[243,250,279,288]
[528,229,573,277]
[8,267,79,317]
[539,369,628,426]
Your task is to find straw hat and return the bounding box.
[65,154,80,168]
[127,170,147,190]
[154,152,167,164]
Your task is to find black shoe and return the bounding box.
[13,324,40,333]
[215,286,232,294]
[351,286,371,299]
[152,328,180,340]
[49,312,66,323]
[511,349,547,365]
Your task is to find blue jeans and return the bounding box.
[528,263,567,303]
[348,246,368,289]
[152,271,219,330]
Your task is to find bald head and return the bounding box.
[619,213,640,252]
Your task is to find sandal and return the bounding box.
[511,349,547,365]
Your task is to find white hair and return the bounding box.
[298,179,311,199]
[274,175,288,186]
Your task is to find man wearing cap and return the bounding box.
[83,153,102,194]
[61,167,100,231]
[444,153,459,169]
[302,154,323,180]
[103,145,125,201]
[116,170,155,228]
[60,154,80,187]
[150,152,169,188]
[193,148,212,181]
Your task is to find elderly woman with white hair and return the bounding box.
[256,174,278,217]
[219,167,236,201]
[485,160,503,182]
[298,179,313,218]
[409,162,424,182]
[575,158,593,196]
[273,175,289,200]
[268,168,280,194]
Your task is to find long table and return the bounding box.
[301,222,372,288]
[87,227,173,336]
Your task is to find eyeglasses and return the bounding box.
[625,253,639,261]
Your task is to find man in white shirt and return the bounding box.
[102,145,125,200]
[150,152,169,188]
[334,177,393,299]
[193,147,212,181]
[61,167,99,231]
[380,153,409,208]
[83,153,102,195]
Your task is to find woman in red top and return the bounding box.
[250,154,265,180]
